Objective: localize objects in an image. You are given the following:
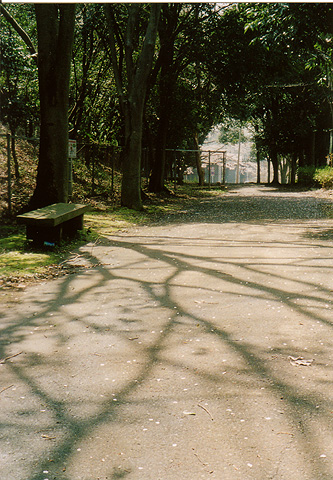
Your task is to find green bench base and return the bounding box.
[17,203,89,245]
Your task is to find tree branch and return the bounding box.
[125,4,139,87]
[0,4,38,64]
[104,4,126,114]
[132,4,161,92]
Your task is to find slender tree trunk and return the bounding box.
[254,125,261,184]
[255,139,261,184]
[148,7,178,194]
[121,98,145,210]
[310,130,316,166]
[29,5,76,209]
[10,131,20,179]
[193,132,205,186]
[290,152,297,185]
[256,150,261,184]
[104,4,161,210]
[269,143,280,185]
[148,114,169,193]
[279,156,288,184]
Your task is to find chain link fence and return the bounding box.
[0,135,126,216]
[1,132,255,217]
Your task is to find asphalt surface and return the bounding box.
[1,185,333,480]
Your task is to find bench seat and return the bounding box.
[17,203,89,245]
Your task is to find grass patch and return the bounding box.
[1,249,53,277]
[85,208,150,236]
[0,184,228,284]
[0,208,154,284]
[0,228,71,279]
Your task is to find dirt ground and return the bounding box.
[1,185,333,480]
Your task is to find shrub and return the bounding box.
[313,166,333,189]
[297,166,317,186]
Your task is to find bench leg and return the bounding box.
[27,225,63,245]
[62,214,84,238]
[25,214,84,246]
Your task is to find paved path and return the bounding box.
[1,186,333,480]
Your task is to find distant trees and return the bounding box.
[0,32,31,179]
[209,2,333,184]
[245,3,333,183]
[219,120,248,146]
[147,3,225,192]
[69,5,114,143]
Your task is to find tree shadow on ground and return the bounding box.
[1,193,333,479]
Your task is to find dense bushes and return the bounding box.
[313,166,333,189]
[297,165,333,189]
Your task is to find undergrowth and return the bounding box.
[314,166,333,189]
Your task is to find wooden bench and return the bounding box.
[17,203,89,245]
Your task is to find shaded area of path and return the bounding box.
[159,184,333,224]
[1,185,333,479]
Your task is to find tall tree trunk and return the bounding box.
[148,5,178,194]
[269,143,280,185]
[148,121,168,193]
[193,132,205,186]
[104,4,161,210]
[256,149,261,184]
[29,5,76,209]
[255,137,261,184]
[148,75,170,194]
[290,152,297,185]
[267,96,280,186]
[254,125,261,184]
[121,97,145,210]
[279,156,288,184]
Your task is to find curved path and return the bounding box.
[1,185,333,479]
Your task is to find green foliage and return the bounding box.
[146,3,225,150]
[244,3,332,71]
[69,4,121,143]
[0,16,38,133]
[218,120,248,145]
[2,2,333,201]
[314,166,333,189]
[218,3,332,171]
[0,5,38,132]
[297,166,317,186]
